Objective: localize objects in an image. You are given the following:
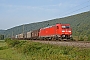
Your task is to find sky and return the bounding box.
[0,0,90,30]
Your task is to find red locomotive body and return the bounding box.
[39,23,72,40]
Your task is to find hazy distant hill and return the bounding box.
[0,11,90,40]
[0,30,5,34]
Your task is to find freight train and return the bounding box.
[14,23,72,40]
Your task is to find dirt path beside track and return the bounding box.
[32,40,90,48]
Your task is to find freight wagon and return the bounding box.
[27,31,32,39]
[17,33,24,39]
[16,33,27,40]
[31,29,40,40]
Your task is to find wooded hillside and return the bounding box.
[0,11,90,40]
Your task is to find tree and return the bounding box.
[0,35,4,40]
[88,35,90,41]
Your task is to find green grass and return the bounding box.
[0,40,32,60]
[0,48,29,60]
[0,39,90,60]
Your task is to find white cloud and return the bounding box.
[0,3,59,13]
[55,3,77,8]
[46,3,62,7]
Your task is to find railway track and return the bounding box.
[31,40,90,48]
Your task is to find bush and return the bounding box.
[88,35,90,41]
[3,40,90,60]
[15,41,42,54]
[5,38,11,42]
[5,38,20,47]
[79,37,84,41]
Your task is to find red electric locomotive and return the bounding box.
[39,23,72,40]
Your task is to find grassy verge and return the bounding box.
[0,40,32,60]
[0,39,90,60]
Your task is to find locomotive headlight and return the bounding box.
[62,31,65,32]
[70,35,72,37]
[62,35,65,37]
